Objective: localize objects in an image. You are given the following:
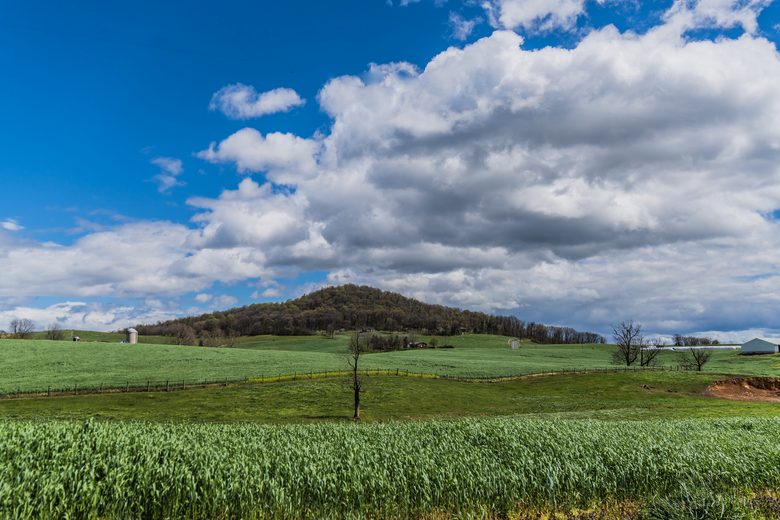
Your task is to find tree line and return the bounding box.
[135,284,606,345]
[672,334,719,346]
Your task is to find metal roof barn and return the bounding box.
[741,338,780,354]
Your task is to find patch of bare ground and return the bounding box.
[705,377,780,402]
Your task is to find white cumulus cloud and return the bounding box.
[196,129,320,180]
[209,84,305,119]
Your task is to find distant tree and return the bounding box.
[44,323,65,341]
[611,320,643,366]
[199,330,215,348]
[226,330,240,348]
[640,338,665,367]
[407,330,418,347]
[346,332,369,420]
[10,318,35,339]
[429,337,439,348]
[677,346,713,371]
[440,334,450,347]
[180,325,197,346]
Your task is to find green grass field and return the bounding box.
[0,335,776,394]
[5,416,780,519]
[0,371,777,423]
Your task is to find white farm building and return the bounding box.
[741,338,780,355]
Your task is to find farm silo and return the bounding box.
[126,328,138,344]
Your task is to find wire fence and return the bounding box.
[0,363,707,400]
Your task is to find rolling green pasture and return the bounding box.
[1,336,778,394]
[0,371,777,423]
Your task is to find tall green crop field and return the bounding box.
[2,417,780,519]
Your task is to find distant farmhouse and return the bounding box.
[741,338,780,354]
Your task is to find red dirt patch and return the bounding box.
[705,377,780,402]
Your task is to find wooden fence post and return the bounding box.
[126,381,129,392]
[48,385,50,397]
[74,383,77,395]
[147,381,150,392]
[225,376,228,387]
[182,379,185,390]
[100,382,103,394]
[166,380,169,392]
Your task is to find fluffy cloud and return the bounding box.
[196,129,320,180]
[151,157,185,193]
[481,0,595,32]
[0,221,272,300]
[194,293,212,303]
[209,84,305,119]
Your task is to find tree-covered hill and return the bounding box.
[136,284,604,344]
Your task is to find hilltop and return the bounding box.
[136,284,604,344]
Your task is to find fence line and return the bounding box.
[0,364,698,400]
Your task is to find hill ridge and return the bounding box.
[136,284,604,344]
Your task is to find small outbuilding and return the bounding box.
[741,338,780,355]
[126,328,138,344]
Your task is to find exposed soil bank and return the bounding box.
[706,377,780,402]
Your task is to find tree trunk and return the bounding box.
[354,386,360,419]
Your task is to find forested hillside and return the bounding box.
[136,284,605,344]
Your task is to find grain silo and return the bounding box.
[126,328,138,344]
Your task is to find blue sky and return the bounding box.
[2,0,780,341]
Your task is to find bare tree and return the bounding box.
[347,331,369,420]
[10,318,35,339]
[407,330,418,347]
[611,320,643,366]
[639,338,665,367]
[677,346,713,371]
[45,323,65,341]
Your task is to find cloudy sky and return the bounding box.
[2,0,780,341]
